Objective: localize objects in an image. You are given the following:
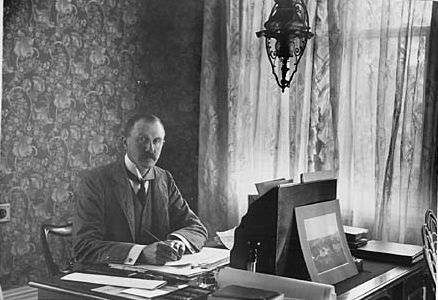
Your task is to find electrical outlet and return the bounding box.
[0,203,11,223]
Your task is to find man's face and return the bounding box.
[124,119,165,173]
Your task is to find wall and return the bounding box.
[0,0,203,289]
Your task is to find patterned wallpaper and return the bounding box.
[0,0,203,289]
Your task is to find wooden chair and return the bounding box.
[40,222,75,276]
[421,209,437,295]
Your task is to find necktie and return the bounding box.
[126,170,146,206]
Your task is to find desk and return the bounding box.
[29,261,428,300]
[336,260,427,300]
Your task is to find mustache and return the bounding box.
[142,152,157,161]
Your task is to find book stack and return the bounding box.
[343,225,369,249]
[351,240,423,265]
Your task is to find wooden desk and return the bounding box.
[29,260,428,300]
[336,260,427,300]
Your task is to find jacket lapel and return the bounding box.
[109,159,136,242]
[149,168,169,239]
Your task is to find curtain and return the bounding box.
[198,0,436,245]
[198,0,293,235]
[332,0,434,244]
[426,3,438,214]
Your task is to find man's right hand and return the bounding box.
[140,241,180,265]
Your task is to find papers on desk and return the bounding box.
[61,272,166,290]
[92,284,188,299]
[165,247,230,267]
[110,247,230,279]
[93,284,211,299]
[216,227,236,250]
[91,286,146,300]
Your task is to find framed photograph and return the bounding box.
[295,199,358,284]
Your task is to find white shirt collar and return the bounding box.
[124,154,154,180]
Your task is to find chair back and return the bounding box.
[40,222,74,276]
[421,209,437,293]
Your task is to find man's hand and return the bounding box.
[140,241,180,265]
[167,239,185,259]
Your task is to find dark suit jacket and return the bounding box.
[73,159,207,264]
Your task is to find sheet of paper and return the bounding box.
[91,286,146,300]
[164,247,230,267]
[61,272,166,290]
[216,267,336,300]
[121,284,190,299]
[122,288,170,298]
[216,227,236,250]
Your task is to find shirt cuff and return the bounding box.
[168,233,196,254]
[124,244,145,265]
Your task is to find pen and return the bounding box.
[145,229,182,259]
[145,229,162,243]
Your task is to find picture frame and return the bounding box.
[295,199,358,284]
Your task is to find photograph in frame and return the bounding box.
[295,199,358,284]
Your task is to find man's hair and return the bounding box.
[124,112,164,137]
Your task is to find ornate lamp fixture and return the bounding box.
[256,0,314,92]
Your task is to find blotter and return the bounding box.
[216,267,336,300]
[61,272,166,290]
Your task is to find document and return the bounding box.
[93,284,189,299]
[216,227,236,250]
[121,288,171,298]
[164,247,230,267]
[61,272,166,290]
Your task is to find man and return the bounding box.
[73,113,207,266]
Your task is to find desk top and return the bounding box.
[29,260,426,300]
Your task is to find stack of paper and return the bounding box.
[61,273,166,289]
[110,247,230,279]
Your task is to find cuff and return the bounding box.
[168,233,196,254]
[124,244,145,265]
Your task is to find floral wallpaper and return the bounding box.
[0,0,204,290]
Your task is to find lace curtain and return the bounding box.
[198,0,437,245]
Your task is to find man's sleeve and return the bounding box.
[166,172,208,252]
[124,244,146,264]
[73,171,139,265]
[168,233,195,254]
